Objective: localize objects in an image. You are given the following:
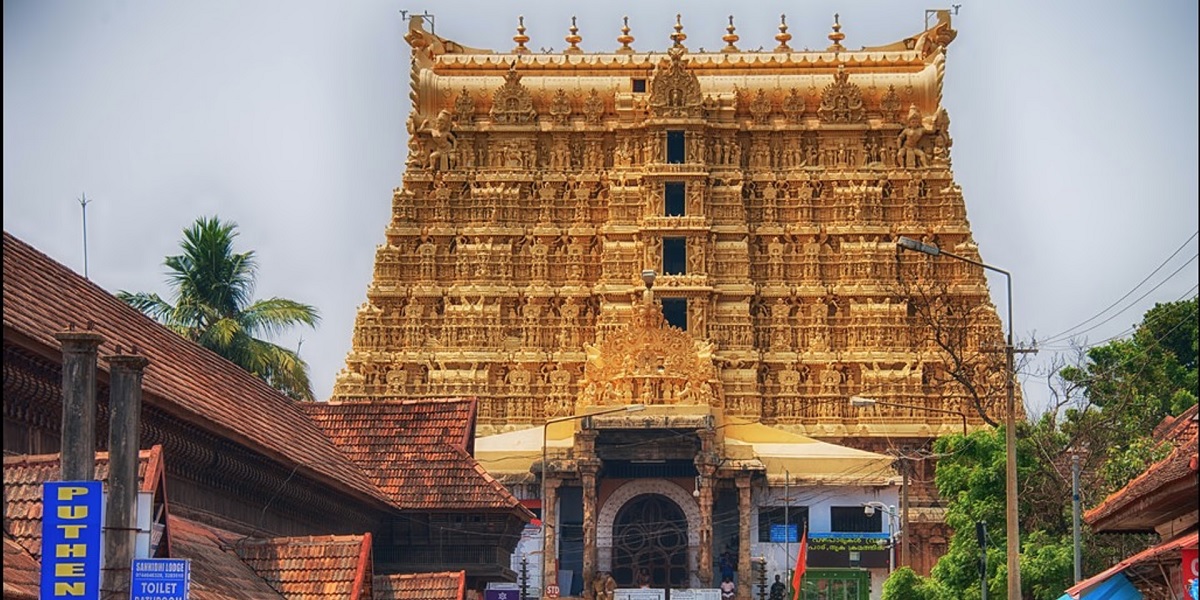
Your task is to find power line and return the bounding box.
[1040,231,1198,345]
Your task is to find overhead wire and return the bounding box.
[1039,230,1198,345]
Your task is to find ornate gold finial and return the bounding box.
[512,15,530,54]
[616,16,635,53]
[827,13,846,52]
[564,16,583,54]
[721,15,740,53]
[774,14,793,52]
[670,14,687,48]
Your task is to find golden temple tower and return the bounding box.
[334,10,1018,584]
[335,9,1010,438]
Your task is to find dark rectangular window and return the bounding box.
[663,237,686,275]
[662,298,687,330]
[830,506,883,533]
[632,78,647,93]
[666,130,685,163]
[664,182,685,216]
[758,506,809,542]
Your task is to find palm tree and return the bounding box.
[118,216,321,400]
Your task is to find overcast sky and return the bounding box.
[5,1,1197,416]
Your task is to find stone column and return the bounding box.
[54,327,104,481]
[695,428,717,587]
[581,464,599,599]
[736,474,753,600]
[577,428,600,600]
[102,350,149,600]
[543,476,560,598]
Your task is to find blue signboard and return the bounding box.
[484,589,520,600]
[769,524,798,543]
[130,558,190,600]
[41,481,103,599]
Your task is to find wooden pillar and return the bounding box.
[54,328,104,481]
[102,351,148,600]
[736,473,752,600]
[542,476,560,598]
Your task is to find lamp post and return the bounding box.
[541,404,646,597]
[849,396,968,436]
[897,236,1021,600]
[863,502,899,573]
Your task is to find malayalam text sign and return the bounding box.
[130,558,190,600]
[41,481,103,599]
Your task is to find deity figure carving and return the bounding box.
[817,65,865,123]
[417,236,437,282]
[423,109,457,171]
[405,114,427,168]
[386,367,408,393]
[594,573,616,600]
[820,365,842,395]
[490,63,537,125]
[897,105,929,169]
[648,46,703,118]
[549,89,572,125]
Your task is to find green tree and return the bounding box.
[881,566,938,600]
[892,299,1198,599]
[118,216,321,400]
[1058,297,1197,496]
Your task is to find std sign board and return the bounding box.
[131,559,190,600]
[41,481,103,599]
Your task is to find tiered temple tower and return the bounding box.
[334,11,1020,583]
[334,11,1012,440]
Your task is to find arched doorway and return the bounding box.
[612,494,689,588]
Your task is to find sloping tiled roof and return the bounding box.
[1064,530,1199,599]
[3,535,40,600]
[3,448,162,559]
[232,532,373,600]
[301,400,529,514]
[166,516,286,600]
[373,571,465,600]
[1085,407,1199,529]
[2,231,386,507]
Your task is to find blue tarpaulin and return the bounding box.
[1057,572,1142,600]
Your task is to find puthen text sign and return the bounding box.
[41,481,103,599]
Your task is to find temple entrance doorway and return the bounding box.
[611,493,689,588]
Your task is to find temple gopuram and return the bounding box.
[334,10,1018,599]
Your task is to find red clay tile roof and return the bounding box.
[3,535,40,600]
[1085,408,1199,529]
[2,232,387,507]
[373,571,465,600]
[166,515,286,600]
[232,532,373,600]
[3,447,163,559]
[1065,530,1199,599]
[301,400,529,514]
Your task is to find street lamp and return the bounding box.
[897,235,1021,600]
[863,502,899,573]
[541,404,646,596]
[849,396,968,436]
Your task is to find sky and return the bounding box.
[4,0,1198,415]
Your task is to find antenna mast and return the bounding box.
[78,193,93,279]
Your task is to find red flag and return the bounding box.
[791,527,808,600]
